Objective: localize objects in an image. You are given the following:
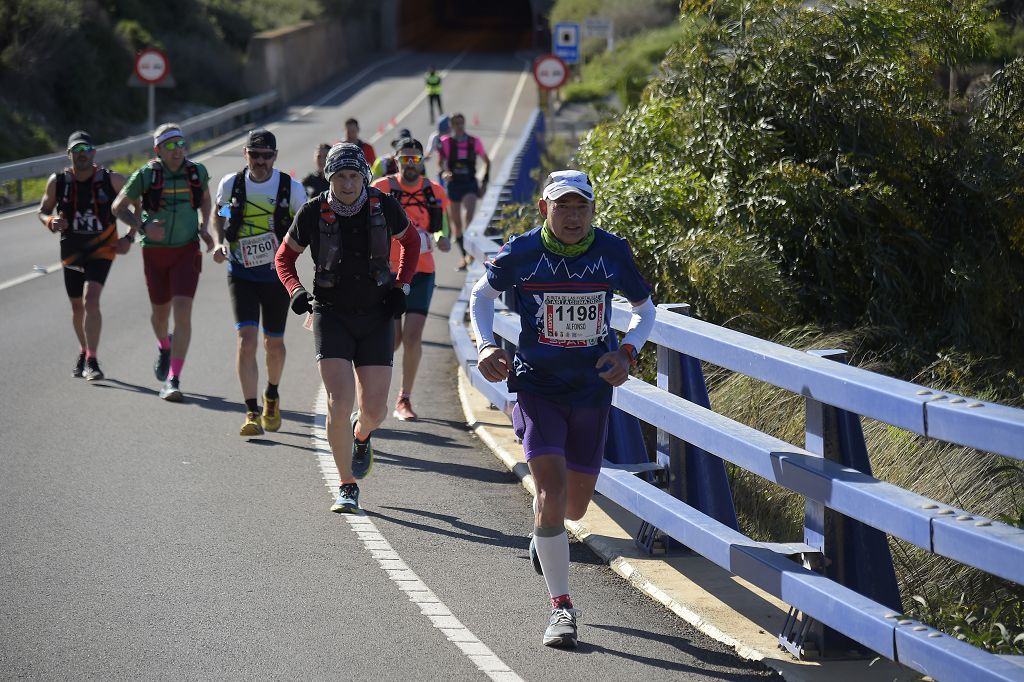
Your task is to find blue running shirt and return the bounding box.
[485,226,651,406]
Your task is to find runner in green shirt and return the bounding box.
[113,122,214,402]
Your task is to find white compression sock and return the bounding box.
[534,527,570,602]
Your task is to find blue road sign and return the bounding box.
[553,22,580,64]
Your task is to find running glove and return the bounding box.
[384,287,407,319]
[290,287,313,315]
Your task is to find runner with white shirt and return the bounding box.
[212,129,306,436]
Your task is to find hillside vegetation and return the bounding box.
[0,0,352,162]
[559,0,1024,650]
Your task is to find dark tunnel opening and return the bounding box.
[396,0,549,51]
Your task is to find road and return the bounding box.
[0,51,775,681]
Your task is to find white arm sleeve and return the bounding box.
[470,275,502,351]
[620,297,656,352]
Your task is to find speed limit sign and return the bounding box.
[533,54,569,91]
[135,48,169,85]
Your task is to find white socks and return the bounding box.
[533,527,570,602]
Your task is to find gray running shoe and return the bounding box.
[82,358,104,382]
[543,606,578,648]
[154,341,171,382]
[331,483,360,514]
[72,352,86,378]
[159,377,182,402]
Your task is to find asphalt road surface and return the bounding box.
[0,51,776,681]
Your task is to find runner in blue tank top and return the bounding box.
[470,170,656,649]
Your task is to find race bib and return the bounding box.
[419,229,434,254]
[238,232,279,269]
[540,292,607,347]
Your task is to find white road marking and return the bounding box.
[312,388,523,682]
[487,64,531,161]
[367,51,469,145]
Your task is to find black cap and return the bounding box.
[246,129,276,150]
[391,128,413,149]
[66,130,93,150]
[396,138,424,154]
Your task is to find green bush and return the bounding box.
[568,0,1024,650]
[0,0,331,163]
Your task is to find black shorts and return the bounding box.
[447,177,479,202]
[63,258,113,298]
[228,273,290,336]
[313,304,394,367]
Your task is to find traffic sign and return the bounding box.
[134,48,169,85]
[553,22,580,64]
[584,17,614,51]
[533,54,569,91]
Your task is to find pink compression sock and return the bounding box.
[168,358,184,380]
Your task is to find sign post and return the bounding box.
[584,17,614,52]
[130,48,172,133]
[533,54,569,91]
[553,22,580,65]
[533,54,569,145]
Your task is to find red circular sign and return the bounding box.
[533,54,569,90]
[135,48,169,85]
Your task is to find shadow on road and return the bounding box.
[374,449,515,484]
[371,506,528,550]
[244,438,314,453]
[583,624,772,679]
[90,378,313,421]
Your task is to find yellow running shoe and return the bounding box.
[240,411,264,437]
[262,395,281,432]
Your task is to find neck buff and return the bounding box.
[329,186,367,217]
[541,223,594,257]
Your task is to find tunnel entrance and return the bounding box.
[395,0,546,51]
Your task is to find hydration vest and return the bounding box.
[444,135,477,177]
[225,168,294,242]
[55,165,116,232]
[142,159,203,212]
[385,176,443,233]
[314,187,392,290]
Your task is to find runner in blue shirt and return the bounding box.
[470,170,656,649]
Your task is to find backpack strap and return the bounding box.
[142,159,164,212]
[224,168,248,242]
[273,170,294,239]
[184,160,203,209]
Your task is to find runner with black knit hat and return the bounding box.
[275,142,420,513]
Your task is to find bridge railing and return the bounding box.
[0,90,279,202]
[450,107,1024,682]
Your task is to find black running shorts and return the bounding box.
[63,258,113,298]
[313,304,395,367]
[227,273,290,336]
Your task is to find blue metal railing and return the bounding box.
[450,107,1024,682]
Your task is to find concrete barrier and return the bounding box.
[244,18,377,103]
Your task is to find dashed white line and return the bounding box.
[312,387,523,682]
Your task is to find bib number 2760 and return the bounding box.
[238,232,279,269]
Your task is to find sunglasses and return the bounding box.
[70,144,95,153]
[398,154,423,164]
[247,150,276,160]
[162,139,187,151]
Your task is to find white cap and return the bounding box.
[542,170,594,201]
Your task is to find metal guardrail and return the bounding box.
[0,90,279,196]
[451,106,1024,682]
